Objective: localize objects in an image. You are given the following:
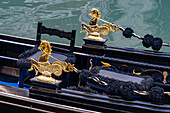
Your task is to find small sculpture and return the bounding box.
[80,8,119,41]
[29,40,75,82]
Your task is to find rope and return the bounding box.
[92,15,170,49]
[92,15,144,40]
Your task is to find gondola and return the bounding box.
[0,34,99,113]
[0,31,170,112]
[1,9,170,113]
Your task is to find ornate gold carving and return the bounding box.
[29,40,75,82]
[80,8,119,41]
[163,71,168,84]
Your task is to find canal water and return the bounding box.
[0,0,170,52]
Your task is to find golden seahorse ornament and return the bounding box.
[29,40,76,82]
[80,8,119,41]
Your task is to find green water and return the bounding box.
[0,0,170,52]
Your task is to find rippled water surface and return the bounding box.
[0,0,170,52]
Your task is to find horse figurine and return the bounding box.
[80,8,116,37]
[29,40,74,77]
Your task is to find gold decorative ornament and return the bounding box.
[37,71,56,83]
[163,71,168,84]
[114,25,120,32]
[80,8,119,41]
[133,69,141,76]
[101,61,111,67]
[89,59,93,71]
[29,40,76,82]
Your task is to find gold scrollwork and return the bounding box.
[113,25,120,32]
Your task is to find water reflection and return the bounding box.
[0,0,169,52]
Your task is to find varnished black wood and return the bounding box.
[70,30,76,53]
[36,22,42,45]
[2,32,170,67]
[0,90,95,113]
[1,33,170,112]
[30,86,170,113]
[36,22,76,53]
[40,26,72,40]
